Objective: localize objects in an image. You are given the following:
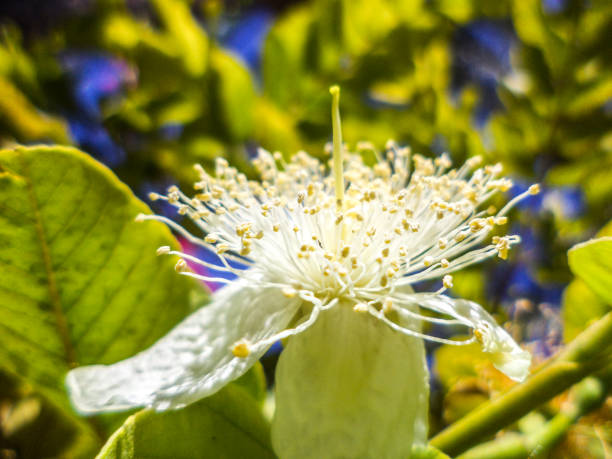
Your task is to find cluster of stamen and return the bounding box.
[138,138,538,358]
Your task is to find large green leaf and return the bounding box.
[568,237,612,305]
[96,384,276,459]
[0,145,202,453]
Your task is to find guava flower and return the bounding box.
[67,87,536,457]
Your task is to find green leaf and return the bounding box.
[96,385,275,459]
[568,237,612,305]
[209,49,256,141]
[233,361,267,406]
[0,77,71,144]
[150,0,208,77]
[434,341,487,390]
[562,278,610,343]
[262,5,313,107]
[0,146,203,453]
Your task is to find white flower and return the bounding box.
[66,87,536,457]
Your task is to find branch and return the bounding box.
[431,311,612,456]
[456,376,608,459]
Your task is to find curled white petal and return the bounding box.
[66,280,301,414]
[387,293,531,382]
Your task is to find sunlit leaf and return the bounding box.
[568,237,612,305]
[150,0,208,77]
[0,145,203,454]
[96,385,275,459]
[0,77,71,144]
[209,49,256,141]
[233,361,267,406]
[262,5,313,107]
[562,278,609,342]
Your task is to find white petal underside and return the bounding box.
[272,305,429,459]
[66,281,301,414]
[395,293,531,381]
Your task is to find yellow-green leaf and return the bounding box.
[0,145,203,454]
[96,385,275,459]
[568,237,612,305]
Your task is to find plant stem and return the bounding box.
[456,377,608,459]
[431,311,612,456]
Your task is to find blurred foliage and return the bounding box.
[0,0,611,456]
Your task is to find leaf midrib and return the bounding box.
[19,150,77,368]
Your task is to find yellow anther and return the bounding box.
[211,186,224,199]
[175,259,188,272]
[216,243,230,254]
[470,218,486,232]
[440,258,450,268]
[156,246,171,256]
[282,287,297,298]
[341,246,350,258]
[235,222,252,237]
[232,341,251,358]
[353,303,368,313]
[455,231,468,242]
[382,298,393,314]
[205,234,218,244]
[423,256,434,267]
[528,184,541,195]
[443,275,453,289]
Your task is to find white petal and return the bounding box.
[66,280,301,414]
[272,304,429,459]
[393,293,531,382]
